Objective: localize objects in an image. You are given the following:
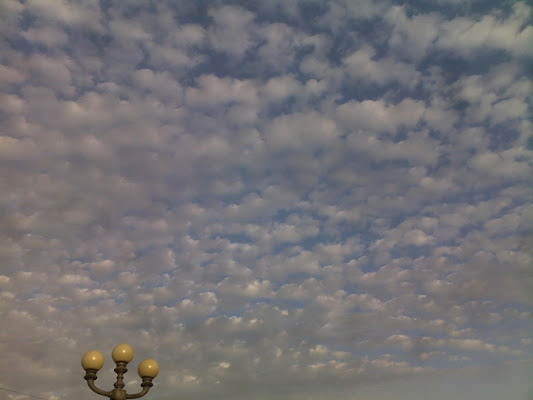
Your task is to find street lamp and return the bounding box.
[82,343,159,400]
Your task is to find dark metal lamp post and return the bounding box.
[82,343,159,400]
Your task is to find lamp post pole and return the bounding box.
[82,343,159,400]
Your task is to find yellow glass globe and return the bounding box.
[81,350,104,371]
[138,358,159,378]
[112,343,134,363]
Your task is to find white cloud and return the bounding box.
[26,0,103,31]
[337,98,425,133]
[208,5,256,58]
[468,149,531,178]
[186,74,258,107]
[22,25,69,46]
[436,4,533,56]
[0,1,531,399]
[386,6,440,62]
[28,54,74,94]
[257,23,309,72]
[448,339,495,352]
[262,74,302,101]
[344,46,421,87]
[133,69,183,102]
[385,334,413,350]
[265,111,338,152]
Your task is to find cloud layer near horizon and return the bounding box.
[0,1,532,400]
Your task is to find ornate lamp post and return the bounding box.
[81,343,159,400]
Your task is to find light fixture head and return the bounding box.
[138,358,159,379]
[81,350,105,371]
[112,343,134,363]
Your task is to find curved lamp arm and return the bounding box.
[125,387,150,399]
[126,379,153,399]
[86,378,113,398]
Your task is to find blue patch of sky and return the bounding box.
[331,222,376,245]
[271,297,306,310]
[5,33,37,57]
[479,318,529,340]
[191,52,248,79]
[398,0,517,19]
[277,271,317,285]
[472,126,522,153]
[435,188,504,217]
[215,232,255,246]
[272,48,321,81]
[299,1,330,24]
[390,244,434,259]
[240,0,329,33]
[118,1,158,20]
[130,46,151,73]
[180,318,209,336]
[454,106,480,134]
[9,288,43,303]
[196,266,230,285]
[347,19,392,58]
[334,338,375,355]
[392,126,410,143]
[98,0,113,13]
[421,50,512,83]
[17,7,39,31]
[337,79,396,103]
[341,76,426,106]
[526,136,533,151]
[170,1,213,25]
[271,207,296,223]
[498,302,532,316]
[421,355,467,370]
[73,31,113,60]
[387,83,427,104]
[370,158,412,173]
[262,97,300,119]
[435,142,465,170]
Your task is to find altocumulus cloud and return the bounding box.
[0,1,532,400]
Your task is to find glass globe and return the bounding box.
[81,350,104,371]
[138,358,159,379]
[112,343,134,363]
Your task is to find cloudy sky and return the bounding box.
[0,0,532,399]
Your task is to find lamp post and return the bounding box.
[82,343,159,400]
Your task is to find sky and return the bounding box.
[0,0,532,399]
